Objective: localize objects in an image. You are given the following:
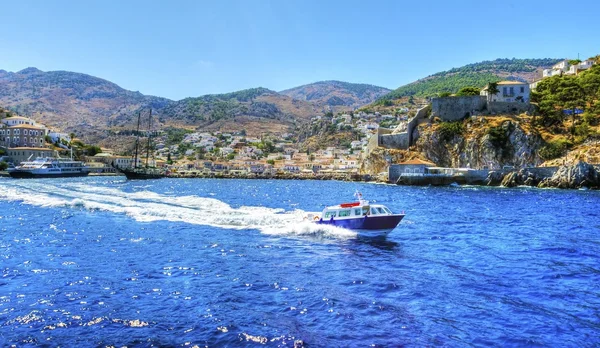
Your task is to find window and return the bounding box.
[376,207,386,214]
[354,208,361,216]
[362,206,369,215]
[509,87,514,95]
[520,86,524,93]
[370,208,378,215]
[339,210,351,217]
[324,211,337,219]
[503,87,507,95]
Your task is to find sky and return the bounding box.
[2,0,599,100]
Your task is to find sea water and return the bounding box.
[0,177,599,346]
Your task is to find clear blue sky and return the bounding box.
[2,0,599,100]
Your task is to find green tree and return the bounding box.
[0,161,8,170]
[485,82,499,103]
[455,86,481,96]
[85,145,102,156]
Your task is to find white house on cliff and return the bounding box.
[480,81,530,103]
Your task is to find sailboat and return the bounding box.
[118,110,167,180]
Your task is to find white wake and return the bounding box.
[0,180,356,239]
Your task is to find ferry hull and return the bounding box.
[315,214,404,235]
[8,171,90,179]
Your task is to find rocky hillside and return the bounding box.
[280,81,390,111]
[377,58,562,101]
[0,68,170,138]
[413,115,545,169]
[156,87,322,135]
[0,68,330,141]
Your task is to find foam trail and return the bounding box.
[0,180,357,239]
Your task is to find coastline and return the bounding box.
[4,162,599,190]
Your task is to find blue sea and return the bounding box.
[0,177,599,347]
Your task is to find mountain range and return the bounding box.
[0,58,563,143]
[0,68,387,141]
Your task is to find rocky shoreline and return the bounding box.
[486,161,600,190]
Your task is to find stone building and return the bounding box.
[0,124,47,148]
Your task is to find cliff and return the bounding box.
[413,116,544,169]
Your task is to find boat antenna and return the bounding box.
[145,109,152,168]
[134,111,141,169]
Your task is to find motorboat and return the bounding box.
[307,192,404,236]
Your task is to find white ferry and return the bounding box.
[307,192,405,236]
[8,157,90,178]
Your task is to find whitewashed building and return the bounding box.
[481,81,530,103]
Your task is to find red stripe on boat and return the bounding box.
[340,202,361,208]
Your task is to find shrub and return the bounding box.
[438,121,464,142]
[539,138,572,160]
[487,126,509,148]
[455,86,480,96]
[0,161,7,170]
[582,112,598,126]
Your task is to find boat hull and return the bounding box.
[315,214,404,235]
[8,171,90,179]
[121,168,166,180]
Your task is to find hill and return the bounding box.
[280,80,390,110]
[0,68,170,139]
[0,68,329,141]
[377,58,562,102]
[157,87,322,135]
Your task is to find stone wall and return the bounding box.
[378,106,430,150]
[488,101,532,115]
[431,96,487,121]
[380,132,410,149]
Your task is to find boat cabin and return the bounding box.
[321,202,394,220]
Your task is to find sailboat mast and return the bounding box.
[134,112,141,169]
[145,109,152,168]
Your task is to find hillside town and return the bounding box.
[0,106,416,179]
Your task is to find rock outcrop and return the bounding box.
[414,118,544,170]
[538,161,600,189]
[499,169,542,187]
[485,171,504,186]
